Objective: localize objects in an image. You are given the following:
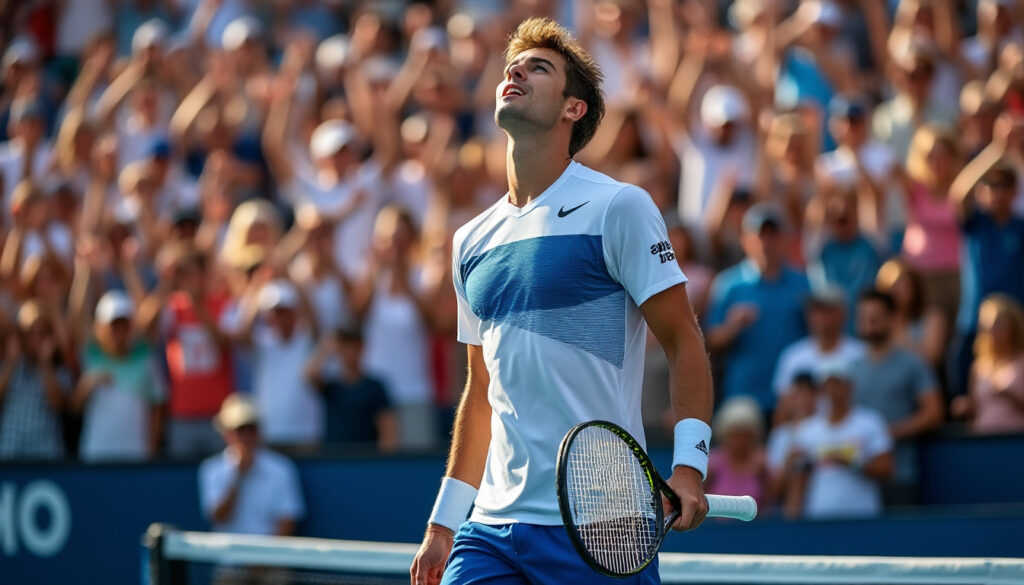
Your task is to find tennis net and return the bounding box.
[142,524,1024,585]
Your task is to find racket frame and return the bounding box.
[556,420,679,578]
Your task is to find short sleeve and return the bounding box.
[274,460,306,521]
[602,186,687,306]
[908,352,939,398]
[452,245,483,346]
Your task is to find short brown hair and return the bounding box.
[505,18,605,157]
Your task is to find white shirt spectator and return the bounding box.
[252,324,323,445]
[773,336,866,396]
[199,447,305,535]
[793,407,893,518]
[363,272,433,407]
[284,163,384,278]
[0,141,51,223]
[675,127,758,229]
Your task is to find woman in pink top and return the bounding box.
[953,295,1024,434]
[899,125,963,327]
[705,396,767,508]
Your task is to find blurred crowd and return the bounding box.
[0,0,1023,522]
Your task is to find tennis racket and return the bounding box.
[556,420,757,578]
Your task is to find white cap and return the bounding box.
[132,19,169,53]
[713,396,764,438]
[802,0,843,28]
[309,120,356,159]
[259,280,299,313]
[95,291,135,324]
[3,39,39,71]
[700,85,749,127]
[362,57,400,84]
[316,34,351,72]
[815,358,854,384]
[979,0,1013,7]
[215,394,260,431]
[412,27,448,52]
[221,16,264,51]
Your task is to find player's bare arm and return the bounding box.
[640,283,714,532]
[411,344,492,585]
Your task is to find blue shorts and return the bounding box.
[441,522,660,585]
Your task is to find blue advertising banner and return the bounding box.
[4,438,1024,585]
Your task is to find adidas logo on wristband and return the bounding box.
[695,440,709,456]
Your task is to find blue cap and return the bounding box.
[147,139,172,160]
[828,94,868,120]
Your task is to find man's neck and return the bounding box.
[818,333,841,353]
[506,135,572,207]
[829,403,850,424]
[867,339,891,358]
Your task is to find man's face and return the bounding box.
[741,224,784,266]
[495,48,573,135]
[822,377,852,410]
[809,303,844,338]
[856,299,892,344]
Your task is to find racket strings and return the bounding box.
[566,426,659,575]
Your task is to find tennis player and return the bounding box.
[411,18,714,585]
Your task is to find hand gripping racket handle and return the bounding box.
[706,494,758,522]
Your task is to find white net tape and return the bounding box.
[155,531,1024,584]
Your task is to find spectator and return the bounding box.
[786,359,894,519]
[816,94,900,248]
[235,278,323,452]
[766,372,818,507]
[706,396,767,508]
[952,294,1024,434]
[353,205,442,450]
[668,74,758,244]
[199,393,304,536]
[707,203,810,413]
[804,178,886,328]
[305,327,398,453]
[0,301,70,460]
[74,291,166,461]
[0,103,51,225]
[772,286,866,398]
[875,259,948,369]
[872,43,957,162]
[139,245,233,459]
[287,206,358,335]
[850,290,944,505]
[948,134,1024,394]
[898,124,963,327]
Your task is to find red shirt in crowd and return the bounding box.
[164,291,234,419]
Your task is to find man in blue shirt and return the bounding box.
[707,203,810,413]
[948,135,1024,394]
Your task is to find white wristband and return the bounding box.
[672,418,712,480]
[427,477,478,533]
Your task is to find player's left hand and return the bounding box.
[663,465,709,532]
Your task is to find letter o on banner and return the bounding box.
[18,481,70,557]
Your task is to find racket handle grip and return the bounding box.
[705,494,758,522]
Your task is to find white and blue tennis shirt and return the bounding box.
[453,161,688,525]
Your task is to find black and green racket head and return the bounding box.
[556,420,677,578]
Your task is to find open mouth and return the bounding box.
[502,84,525,98]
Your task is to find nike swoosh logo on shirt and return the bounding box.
[557,201,589,217]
